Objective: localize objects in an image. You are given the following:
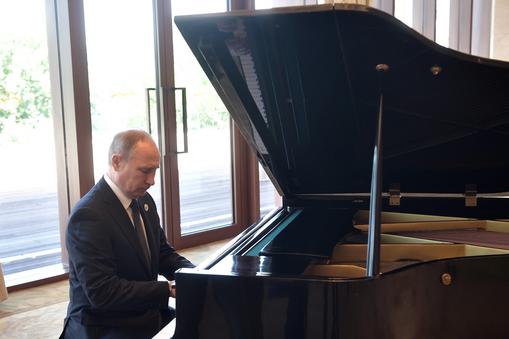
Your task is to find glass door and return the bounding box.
[83,0,162,209]
[170,1,235,238]
[83,0,250,249]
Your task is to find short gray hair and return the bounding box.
[108,129,154,165]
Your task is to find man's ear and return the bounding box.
[111,154,122,170]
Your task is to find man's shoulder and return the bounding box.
[71,179,112,214]
[66,181,121,235]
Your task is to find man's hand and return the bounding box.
[168,282,176,298]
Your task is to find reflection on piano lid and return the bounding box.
[173,4,509,339]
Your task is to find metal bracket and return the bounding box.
[465,184,477,207]
[366,63,389,278]
[389,184,401,206]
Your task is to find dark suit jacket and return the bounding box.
[61,177,194,339]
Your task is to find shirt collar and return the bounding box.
[104,173,132,211]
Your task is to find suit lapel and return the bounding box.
[98,179,152,276]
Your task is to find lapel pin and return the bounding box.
[144,203,149,212]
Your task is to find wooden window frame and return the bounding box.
[46,0,94,268]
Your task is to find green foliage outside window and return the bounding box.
[0,38,229,138]
[0,40,51,133]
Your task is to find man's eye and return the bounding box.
[140,167,158,175]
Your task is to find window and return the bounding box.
[259,165,282,217]
[256,0,327,10]
[394,0,413,27]
[436,0,451,47]
[0,1,62,286]
[490,0,509,61]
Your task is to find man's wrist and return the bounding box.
[168,282,176,298]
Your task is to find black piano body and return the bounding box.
[174,4,509,339]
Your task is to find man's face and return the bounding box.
[112,140,160,199]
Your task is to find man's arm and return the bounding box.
[157,226,195,280]
[141,193,195,280]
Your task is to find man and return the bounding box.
[61,129,194,339]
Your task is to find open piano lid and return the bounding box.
[175,4,509,203]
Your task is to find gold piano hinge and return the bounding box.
[389,184,400,206]
[465,184,477,207]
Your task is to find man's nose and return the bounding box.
[146,173,155,186]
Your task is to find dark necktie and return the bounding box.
[130,199,150,266]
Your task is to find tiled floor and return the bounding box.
[0,239,230,339]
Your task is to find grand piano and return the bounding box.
[172,4,509,338]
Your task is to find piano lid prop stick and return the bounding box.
[366,63,389,278]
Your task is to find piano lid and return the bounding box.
[175,4,509,199]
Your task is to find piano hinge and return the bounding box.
[465,184,477,207]
[389,184,401,206]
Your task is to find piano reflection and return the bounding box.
[173,4,509,339]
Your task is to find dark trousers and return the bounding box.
[60,307,175,339]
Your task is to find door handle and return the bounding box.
[173,87,188,154]
[145,87,156,135]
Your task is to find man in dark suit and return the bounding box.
[61,129,195,339]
